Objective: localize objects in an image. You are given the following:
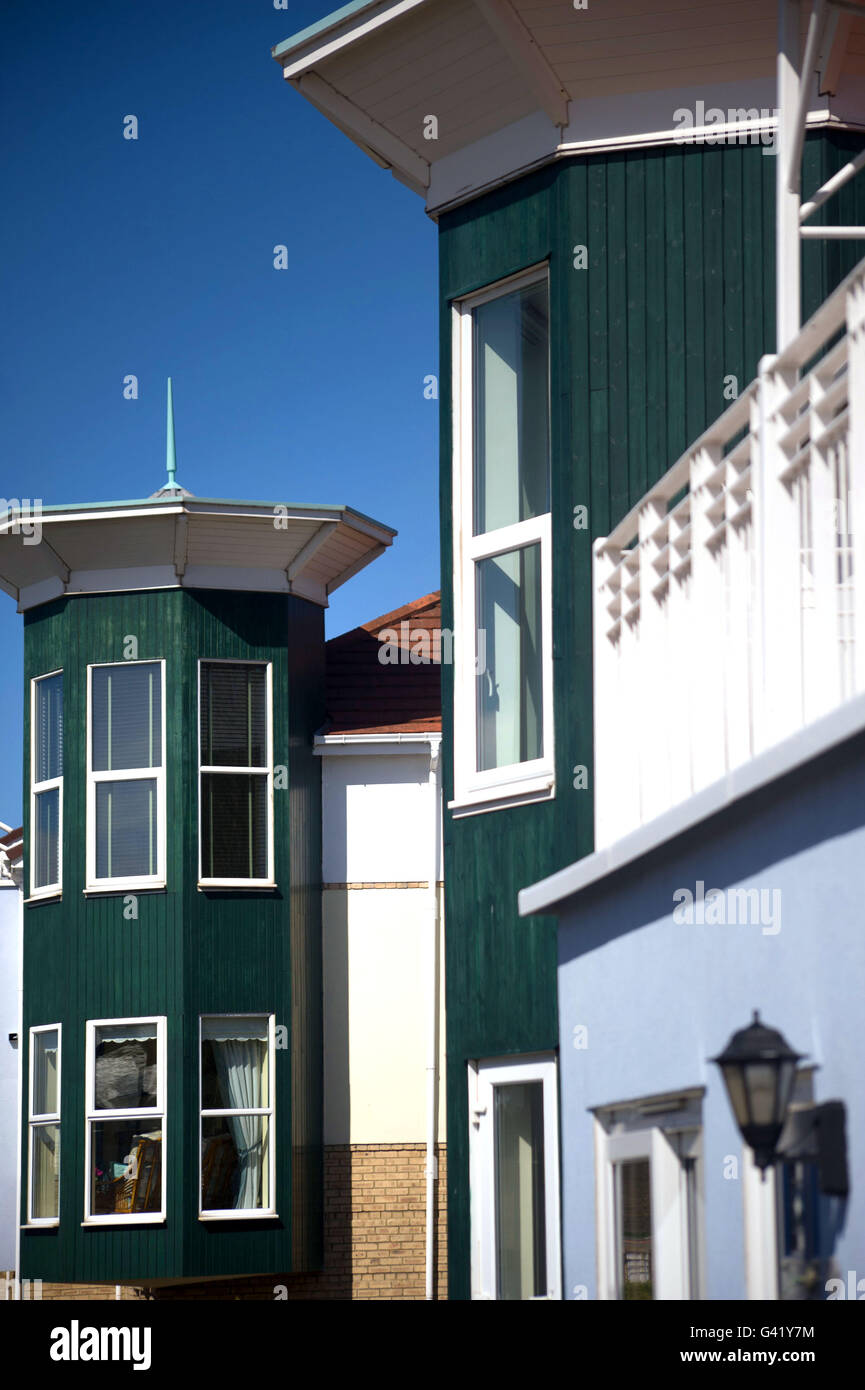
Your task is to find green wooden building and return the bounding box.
[1,456,394,1287]
[274,0,865,1298]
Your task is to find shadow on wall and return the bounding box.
[567,728,865,962]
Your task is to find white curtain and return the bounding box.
[208,1030,267,1209]
[32,1124,59,1218]
[34,1034,58,1114]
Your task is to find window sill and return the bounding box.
[84,883,166,896]
[81,1215,165,1227]
[449,774,555,818]
[21,1220,59,1229]
[197,881,277,892]
[198,1210,279,1222]
[25,891,62,906]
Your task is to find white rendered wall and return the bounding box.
[322,751,443,885]
[320,749,445,1145]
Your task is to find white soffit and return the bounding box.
[274,0,865,213]
[0,501,395,611]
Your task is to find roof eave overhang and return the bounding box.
[273,0,865,217]
[272,0,434,194]
[272,0,431,79]
[0,500,395,612]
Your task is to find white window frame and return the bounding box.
[451,264,554,814]
[742,1144,779,1299]
[85,659,167,892]
[468,1053,562,1300]
[594,1099,704,1301]
[30,671,63,898]
[84,1015,166,1225]
[198,1012,277,1220]
[197,659,275,888]
[27,1023,61,1226]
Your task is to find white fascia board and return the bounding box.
[426,110,557,215]
[179,564,291,594]
[67,566,179,595]
[17,576,67,612]
[518,692,865,919]
[274,0,432,80]
[314,732,441,755]
[39,505,184,525]
[335,510,397,547]
[424,76,845,217]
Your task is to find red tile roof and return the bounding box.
[324,592,442,735]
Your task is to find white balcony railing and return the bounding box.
[593,257,865,849]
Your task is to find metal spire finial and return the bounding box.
[166,377,177,489]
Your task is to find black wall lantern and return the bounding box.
[711,1010,804,1174]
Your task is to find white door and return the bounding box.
[469,1054,561,1300]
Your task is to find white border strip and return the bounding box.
[519,691,865,917]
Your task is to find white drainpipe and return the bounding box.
[425,734,442,1300]
[14,875,23,1299]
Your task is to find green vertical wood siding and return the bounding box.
[20,587,324,1284]
[439,132,865,1299]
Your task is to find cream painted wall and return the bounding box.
[320,745,445,1145]
[322,887,445,1145]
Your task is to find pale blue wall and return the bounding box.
[556,730,865,1301]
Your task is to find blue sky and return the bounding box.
[0,0,439,822]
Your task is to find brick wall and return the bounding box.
[28,1143,447,1302]
[28,1282,146,1301]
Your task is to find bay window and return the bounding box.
[31,672,63,895]
[452,266,553,811]
[85,1017,165,1223]
[28,1025,61,1223]
[198,661,273,885]
[86,661,165,889]
[199,1015,275,1217]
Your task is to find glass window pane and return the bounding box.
[94,1025,157,1110]
[616,1159,654,1300]
[35,674,63,781]
[201,773,268,879]
[200,664,267,767]
[202,1115,269,1211]
[32,1029,59,1115]
[95,779,158,879]
[92,664,162,772]
[31,1124,59,1219]
[33,788,60,889]
[473,280,549,536]
[201,1019,269,1111]
[90,1120,162,1215]
[476,544,543,771]
[494,1080,546,1299]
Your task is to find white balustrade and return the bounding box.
[594,257,865,848]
